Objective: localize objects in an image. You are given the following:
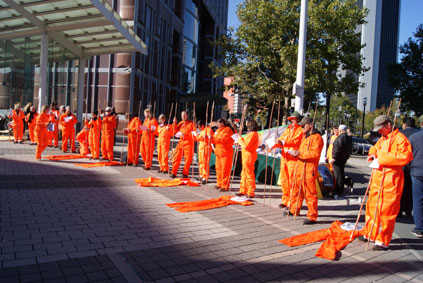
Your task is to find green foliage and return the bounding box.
[388,25,423,116]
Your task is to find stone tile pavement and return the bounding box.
[0,138,422,282]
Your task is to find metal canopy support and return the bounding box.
[76,58,86,128]
[38,33,48,113]
[89,0,148,55]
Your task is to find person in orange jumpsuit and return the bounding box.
[86,111,102,159]
[358,115,413,250]
[193,120,214,184]
[211,118,235,191]
[25,106,38,145]
[76,126,90,156]
[48,105,59,148]
[236,120,260,198]
[124,112,141,166]
[34,105,51,160]
[101,107,117,161]
[326,126,338,165]
[59,106,77,153]
[156,114,174,173]
[11,104,25,143]
[277,111,304,208]
[140,108,158,170]
[287,116,324,225]
[171,111,195,178]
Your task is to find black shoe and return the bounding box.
[372,244,389,251]
[303,219,316,225]
[215,186,220,190]
[411,230,423,238]
[182,174,189,178]
[219,188,228,192]
[158,170,162,173]
[54,146,58,148]
[283,210,294,216]
[357,236,368,243]
[72,151,76,153]
[201,179,207,185]
[235,192,245,197]
[19,141,24,144]
[162,171,168,174]
[247,195,254,199]
[145,167,150,171]
[279,203,287,208]
[133,164,137,167]
[170,174,176,178]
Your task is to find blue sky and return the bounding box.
[227,0,423,52]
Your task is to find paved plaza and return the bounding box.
[0,138,422,282]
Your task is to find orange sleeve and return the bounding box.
[213,127,233,144]
[378,134,413,166]
[284,127,303,147]
[25,113,30,122]
[298,134,323,161]
[239,132,259,152]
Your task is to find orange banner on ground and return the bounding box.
[45,154,86,161]
[135,177,200,187]
[166,195,253,213]
[74,161,123,168]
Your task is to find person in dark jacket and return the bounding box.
[409,129,423,238]
[331,124,352,198]
[399,117,418,217]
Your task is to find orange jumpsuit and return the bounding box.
[290,131,324,221]
[87,118,102,159]
[171,120,195,176]
[59,113,77,152]
[326,134,338,164]
[238,131,259,197]
[195,126,214,180]
[25,112,38,143]
[48,111,59,147]
[76,130,90,156]
[127,117,142,165]
[278,124,304,206]
[11,110,25,142]
[101,115,117,161]
[364,129,413,246]
[140,118,158,169]
[34,113,50,159]
[157,123,174,172]
[212,126,235,190]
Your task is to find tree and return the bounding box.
[388,25,423,116]
[212,0,368,125]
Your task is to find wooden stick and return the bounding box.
[205,101,215,184]
[268,100,281,207]
[263,100,276,205]
[134,100,142,166]
[191,102,197,179]
[169,103,178,176]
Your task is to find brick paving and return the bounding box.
[0,138,422,282]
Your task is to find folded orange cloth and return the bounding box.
[45,154,86,161]
[135,177,200,187]
[74,161,123,168]
[166,195,253,213]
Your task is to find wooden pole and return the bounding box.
[191,102,197,179]
[263,100,276,205]
[268,100,281,207]
[205,101,215,184]
[169,103,178,176]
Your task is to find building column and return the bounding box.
[38,33,48,113]
[76,59,86,130]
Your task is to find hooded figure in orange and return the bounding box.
[11,104,25,143]
[140,108,158,170]
[76,127,90,156]
[124,113,142,166]
[87,111,102,159]
[156,114,174,173]
[171,111,195,178]
[360,115,413,250]
[193,120,214,184]
[26,106,38,145]
[48,105,59,147]
[59,106,77,153]
[287,116,324,225]
[211,119,235,191]
[34,105,51,160]
[236,120,259,198]
[277,111,304,208]
[101,107,117,161]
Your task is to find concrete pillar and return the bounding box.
[38,33,48,113]
[294,0,308,114]
[76,59,86,130]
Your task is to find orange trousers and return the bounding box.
[89,132,100,159]
[127,133,141,165]
[140,134,155,168]
[35,130,48,159]
[48,127,59,147]
[13,123,24,142]
[280,156,297,206]
[166,195,253,213]
[61,128,76,152]
[289,162,318,221]
[157,139,170,171]
[172,140,194,176]
[215,149,234,190]
[239,154,257,197]
[198,145,212,180]
[101,131,114,161]
[28,123,36,143]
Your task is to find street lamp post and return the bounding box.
[361,97,367,138]
[338,106,342,126]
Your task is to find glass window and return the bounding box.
[183,12,198,43]
[183,39,196,68]
[185,0,198,16]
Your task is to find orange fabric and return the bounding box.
[59,113,77,152]
[172,120,195,176]
[135,177,200,187]
[166,195,253,213]
[290,131,324,221]
[48,111,59,147]
[279,221,364,260]
[140,118,158,168]
[195,126,214,180]
[45,154,86,161]
[34,113,50,159]
[238,131,259,197]
[74,161,123,168]
[326,134,338,164]
[278,124,304,206]
[101,115,116,161]
[212,126,234,190]
[364,129,413,246]
[25,112,39,143]
[12,110,25,142]
[157,123,174,171]
[76,130,90,156]
[87,118,102,159]
[126,117,142,165]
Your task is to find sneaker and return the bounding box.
[158,170,162,173]
[279,203,287,208]
[411,230,423,238]
[373,242,389,251]
[303,219,316,225]
[357,236,368,242]
[214,186,221,190]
